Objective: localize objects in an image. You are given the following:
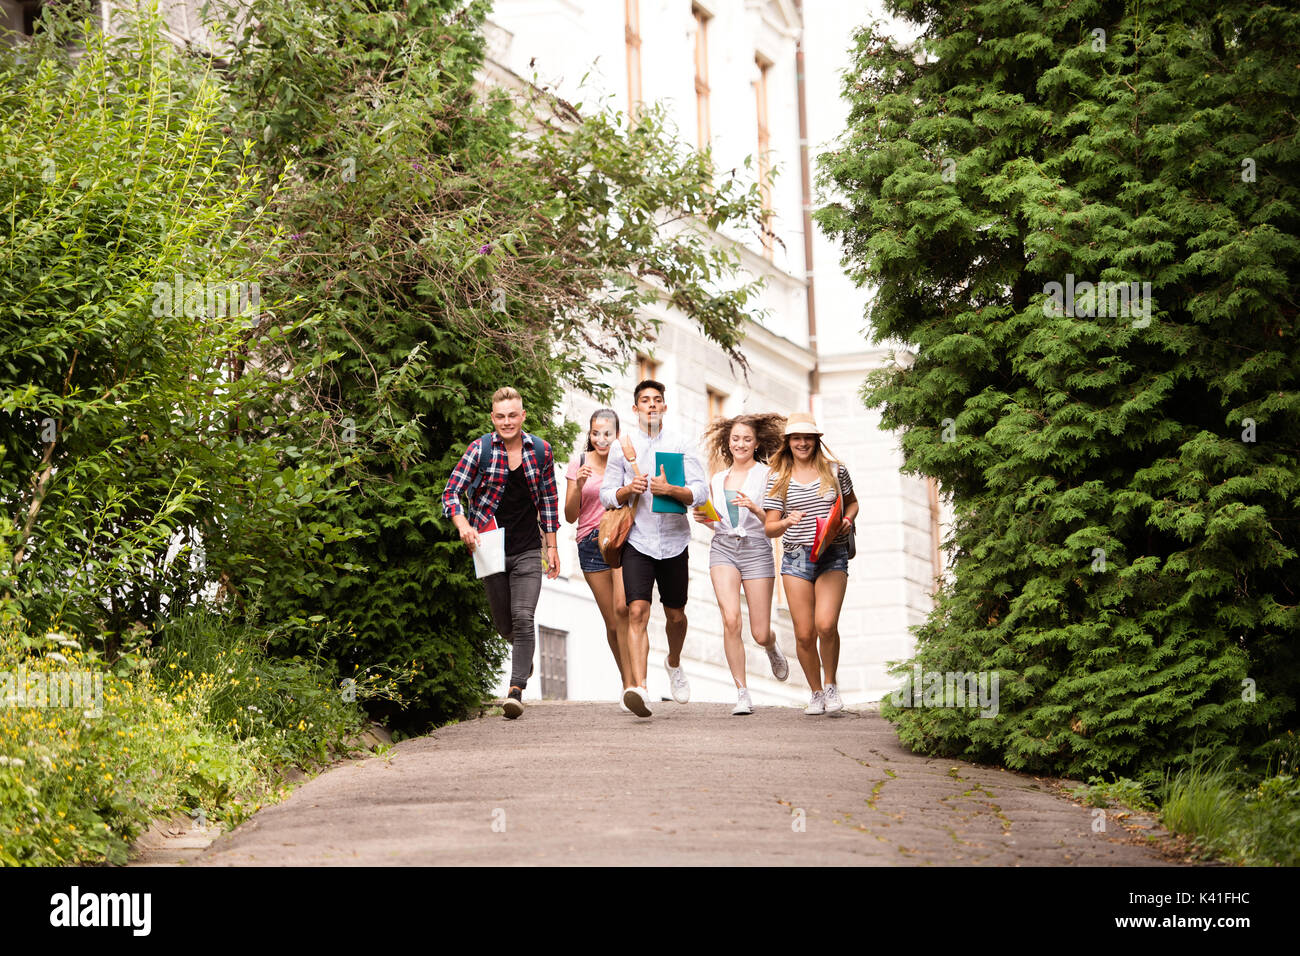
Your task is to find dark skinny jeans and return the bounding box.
[482,548,543,692]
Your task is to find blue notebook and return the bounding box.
[651,451,687,514]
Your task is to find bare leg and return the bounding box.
[783,575,820,692]
[627,599,651,688]
[814,571,848,687]
[740,576,776,649]
[664,606,687,668]
[710,565,746,688]
[612,568,632,690]
[583,569,628,688]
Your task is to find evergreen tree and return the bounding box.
[817,0,1300,779]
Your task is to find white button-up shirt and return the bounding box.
[705,463,771,539]
[600,426,708,560]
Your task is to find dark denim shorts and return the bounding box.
[577,529,611,573]
[780,541,850,582]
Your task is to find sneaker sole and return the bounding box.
[623,688,652,718]
[732,708,753,716]
[503,699,524,719]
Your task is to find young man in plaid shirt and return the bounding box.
[442,387,560,719]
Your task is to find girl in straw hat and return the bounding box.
[762,412,858,715]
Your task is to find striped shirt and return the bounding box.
[762,464,854,551]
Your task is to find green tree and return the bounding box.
[817,0,1300,780]
[0,4,351,645]
[211,0,767,727]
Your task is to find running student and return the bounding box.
[442,387,560,720]
[564,408,632,709]
[693,413,790,715]
[600,379,708,718]
[762,412,858,715]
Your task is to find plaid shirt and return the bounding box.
[441,432,560,534]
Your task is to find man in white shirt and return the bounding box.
[600,380,708,717]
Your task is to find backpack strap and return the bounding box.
[464,433,495,500]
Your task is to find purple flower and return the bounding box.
[289,233,303,240]
[412,161,423,171]
[479,243,493,255]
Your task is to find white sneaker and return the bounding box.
[619,693,631,714]
[732,687,753,716]
[824,683,843,713]
[804,690,826,716]
[766,639,789,682]
[664,658,690,704]
[623,685,652,717]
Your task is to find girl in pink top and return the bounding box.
[564,409,630,702]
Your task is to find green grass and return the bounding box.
[1070,759,1300,867]
[1160,761,1300,867]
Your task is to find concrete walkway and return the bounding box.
[187,701,1180,866]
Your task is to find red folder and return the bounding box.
[811,495,844,561]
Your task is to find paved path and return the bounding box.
[189,701,1179,866]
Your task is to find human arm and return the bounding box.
[601,438,646,506]
[761,472,803,538]
[543,529,559,579]
[563,458,589,525]
[764,508,805,538]
[442,442,482,551]
[838,465,858,536]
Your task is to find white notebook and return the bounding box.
[472,527,506,578]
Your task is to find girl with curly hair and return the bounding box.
[693,413,791,714]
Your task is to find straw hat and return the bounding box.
[783,412,823,436]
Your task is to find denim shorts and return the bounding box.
[577,529,611,573]
[780,541,850,581]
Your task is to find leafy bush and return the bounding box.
[0,598,390,865]
[1071,775,1156,813]
[151,601,407,768]
[0,2,354,646]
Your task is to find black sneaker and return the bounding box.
[503,686,524,719]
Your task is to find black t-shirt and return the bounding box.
[497,463,540,556]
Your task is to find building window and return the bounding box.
[754,55,773,257]
[1,0,47,39]
[625,0,642,117]
[538,627,568,700]
[637,353,659,384]
[692,4,711,149]
[707,387,726,422]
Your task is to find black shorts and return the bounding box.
[621,543,689,609]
